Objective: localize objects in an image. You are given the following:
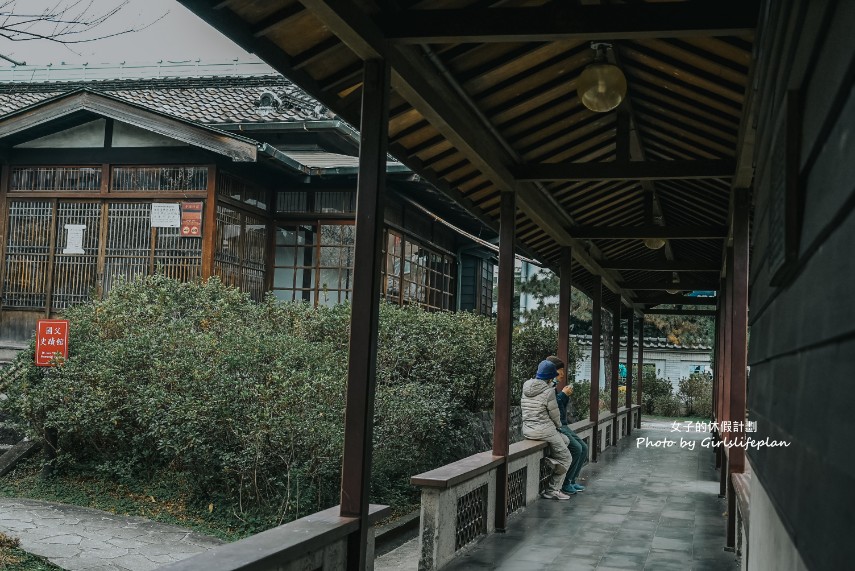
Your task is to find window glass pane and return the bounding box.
[319,268,340,292]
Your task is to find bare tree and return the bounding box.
[0,0,164,64]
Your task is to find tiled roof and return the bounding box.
[0,76,333,124]
[570,334,712,351]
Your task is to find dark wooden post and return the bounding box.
[720,250,733,500]
[493,189,515,531]
[610,303,621,443]
[557,247,572,390]
[714,287,724,470]
[728,190,749,472]
[590,277,602,461]
[339,59,389,571]
[626,313,635,434]
[726,190,750,547]
[637,314,644,427]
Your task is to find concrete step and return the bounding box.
[0,340,28,364]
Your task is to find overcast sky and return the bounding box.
[0,0,260,66]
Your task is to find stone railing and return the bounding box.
[411,439,547,571]
[159,504,389,571]
[411,403,642,570]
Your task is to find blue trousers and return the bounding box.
[558,425,588,488]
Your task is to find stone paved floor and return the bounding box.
[440,419,740,571]
[0,498,222,570]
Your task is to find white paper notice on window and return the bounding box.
[63,225,86,255]
[150,203,181,228]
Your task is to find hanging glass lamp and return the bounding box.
[577,43,627,113]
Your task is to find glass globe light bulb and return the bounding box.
[577,62,627,113]
[643,237,666,250]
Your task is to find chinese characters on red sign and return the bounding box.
[35,319,69,367]
[180,201,203,237]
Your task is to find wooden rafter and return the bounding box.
[380,2,760,44]
[570,225,728,239]
[513,159,735,182]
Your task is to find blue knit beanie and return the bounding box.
[535,360,558,380]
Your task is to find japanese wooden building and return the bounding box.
[0,74,501,344]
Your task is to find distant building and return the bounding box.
[571,334,712,390]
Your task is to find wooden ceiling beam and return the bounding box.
[643,308,717,316]
[514,159,735,181]
[570,225,728,239]
[619,279,719,291]
[635,295,718,306]
[600,259,720,272]
[381,2,760,44]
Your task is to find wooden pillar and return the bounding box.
[728,190,749,473]
[340,59,389,571]
[714,291,724,470]
[637,314,644,426]
[493,189,515,531]
[719,254,733,500]
[610,303,621,442]
[626,313,635,435]
[590,277,602,461]
[201,165,217,280]
[610,303,620,416]
[723,249,734,438]
[726,191,750,547]
[557,247,572,390]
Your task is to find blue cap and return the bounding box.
[535,360,558,380]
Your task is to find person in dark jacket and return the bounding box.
[547,356,589,495]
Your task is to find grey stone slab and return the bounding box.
[650,536,693,553]
[0,497,222,571]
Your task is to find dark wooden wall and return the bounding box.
[747,2,855,569]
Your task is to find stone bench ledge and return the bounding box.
[507,439,547,462]
[160,504,390,571]
[411,451,503,489]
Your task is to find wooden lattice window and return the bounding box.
[272,224,316,304]
[2,199,204,311]
[218,172,268,210]
[214,205,267,301]
[10,166,101,192]
[382,229,456,311]
[52,202,101,309]
[317,223,355,307]
[112,166,207,192]
[3,201,53,308]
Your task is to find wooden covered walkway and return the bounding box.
[443,419,736,571]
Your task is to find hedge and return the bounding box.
[0,275,578,524]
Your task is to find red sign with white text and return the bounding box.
[181,201,203,238]
[35,319,69,367]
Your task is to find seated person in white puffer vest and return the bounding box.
[520,359,573,501]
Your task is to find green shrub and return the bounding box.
[641,372,673,414]
[651,394,682,417]
[677,373,713,418]
[0,277,479,523]
[569,380,590,421]
[509,323,583,405]
[0,275,580,526]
